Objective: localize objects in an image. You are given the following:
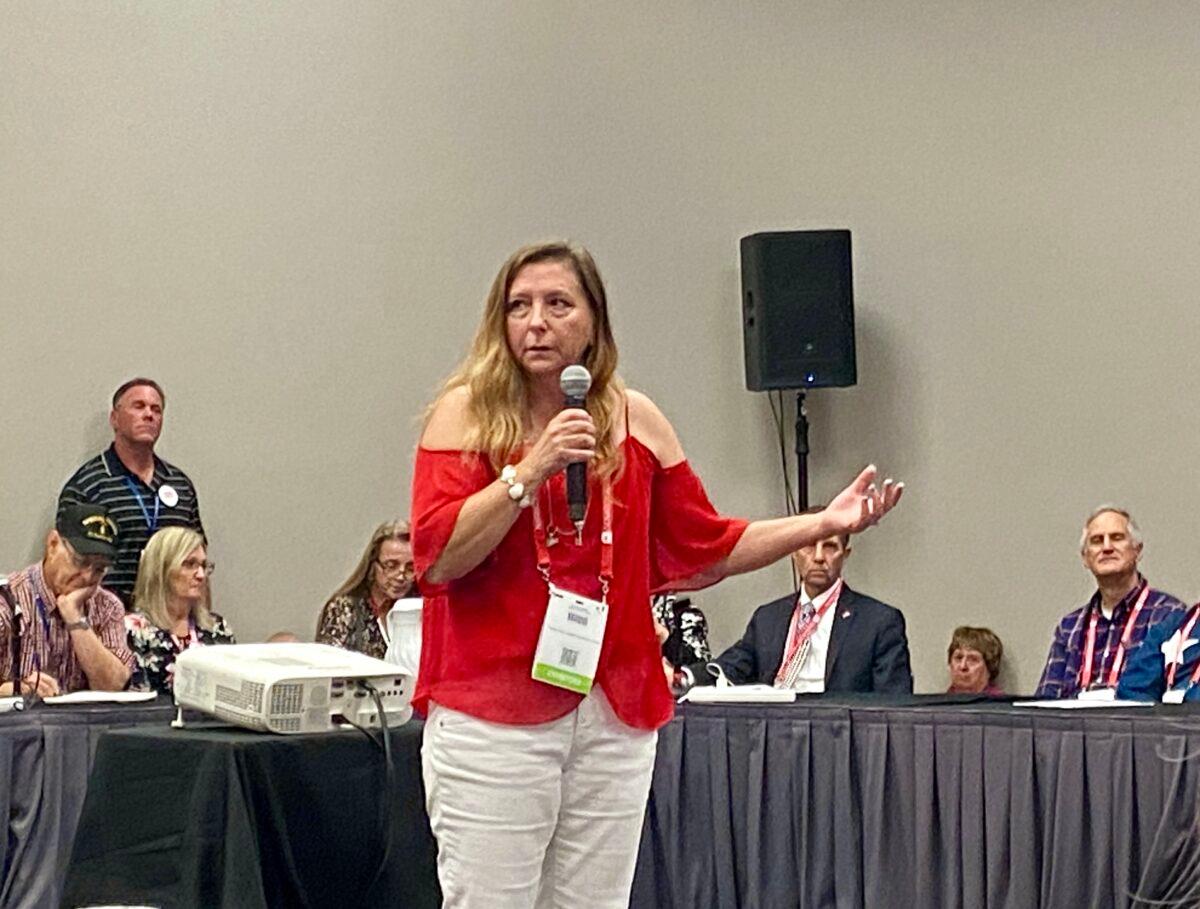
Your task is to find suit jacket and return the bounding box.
[688,585,913,694]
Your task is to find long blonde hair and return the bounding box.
[427,240,625,478]
[328,520,412,602]
[133,527,216,632]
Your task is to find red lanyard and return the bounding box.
[1165,607,1200,690]
[1079,584,1150,690]
[778,579,844,671]
[171,618,198,653]
[531,477,614,602]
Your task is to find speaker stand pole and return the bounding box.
[795,390,809,512]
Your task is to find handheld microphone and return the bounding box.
[559,365,593,531]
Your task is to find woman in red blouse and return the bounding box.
[412,240,903,909]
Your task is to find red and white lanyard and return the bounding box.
[1165,606,1200,690]
[531,478,614,602]
[777,579,844,672]
[1079,584,1150,690]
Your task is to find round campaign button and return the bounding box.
[157,484,179,508]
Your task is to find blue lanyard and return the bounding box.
[124,477,161,530]
[33,596,53,638]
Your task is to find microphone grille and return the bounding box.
[560,365,592,398]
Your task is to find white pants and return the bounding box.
[421,687,657,909]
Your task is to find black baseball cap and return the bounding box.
[56,504,119,559]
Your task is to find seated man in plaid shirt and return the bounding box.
[1036,505,1188,699]
[0,504,135,697]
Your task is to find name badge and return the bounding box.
[1162,688,1186,704]
[531,583,608,695]
[158,484,179,508]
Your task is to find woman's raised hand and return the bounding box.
[519,408,597,485]
[824,465,904,536]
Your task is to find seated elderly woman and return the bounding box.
[316,520,417,660]
[126,526,236,694]
[946,626,1004,695]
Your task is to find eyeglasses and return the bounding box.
[374,559,415,579]
[181,558,216,575]
[61,539,111,577]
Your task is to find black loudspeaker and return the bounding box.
[740,230,857,391]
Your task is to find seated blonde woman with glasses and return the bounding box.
[316,520,417,660]
[126,526,235,694]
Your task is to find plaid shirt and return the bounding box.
[0,562,135,693]
[1035,576,1189,699]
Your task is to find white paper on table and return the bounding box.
[1011,699,1154,709]
[1075,688,1117,702]
[42,690,158,705]
[0,696,23,713]
[680,684,797,704]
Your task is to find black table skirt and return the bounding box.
[0,699,177,909]
[62,719,440,909]
[58,698,1200,909]
[632,698,1200,909]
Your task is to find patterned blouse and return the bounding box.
[316,595,387,660]
[125,611,237,694]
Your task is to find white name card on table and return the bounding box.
[0,696,23,713]
[1076,688,1118,702]
[42,690,158,705]
[680,684,796,704]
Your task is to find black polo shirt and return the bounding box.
[57,445,205,607]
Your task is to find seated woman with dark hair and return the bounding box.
[316,520,417,660]
[946,626,1004,695]
[126,527,235,694]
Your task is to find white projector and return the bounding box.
[173,642,412,734]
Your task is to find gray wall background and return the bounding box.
[4,2,1199,694]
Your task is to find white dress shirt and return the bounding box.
[782,583,841,693]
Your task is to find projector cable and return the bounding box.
[345,680,397,901]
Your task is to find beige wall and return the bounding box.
[4,2,1199,694]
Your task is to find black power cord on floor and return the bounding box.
[344,680,396,902]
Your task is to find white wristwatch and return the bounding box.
[500,465,532,508]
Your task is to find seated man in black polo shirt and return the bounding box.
[58,377,204,607]
[682,515,912,694]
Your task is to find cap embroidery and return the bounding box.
[82,514,118,543]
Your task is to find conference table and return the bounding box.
[633,695,1200,908]
[0,697,176,909]
[17,695,1200,908]
[62,717,440,909]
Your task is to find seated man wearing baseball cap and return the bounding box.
[0,504,135,697]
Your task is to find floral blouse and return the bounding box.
[125,611,237,694]
[315,595,387,660]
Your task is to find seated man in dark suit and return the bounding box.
[683,516,913,694]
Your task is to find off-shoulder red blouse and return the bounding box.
[410,435,747,730]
